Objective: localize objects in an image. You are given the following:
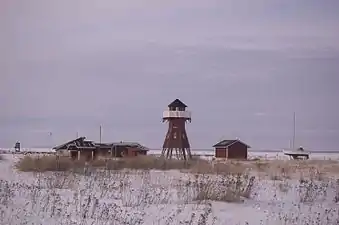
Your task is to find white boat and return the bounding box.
[282,112,310,160]
[283,147,310,160]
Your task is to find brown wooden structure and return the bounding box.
[53,137,97,160]
[213,139,250,159]
[162,99,192,160]
[53,137,149,160]
[96,142,149,158]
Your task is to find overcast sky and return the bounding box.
[1,0,339,150]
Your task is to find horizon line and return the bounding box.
[1,147,338,154]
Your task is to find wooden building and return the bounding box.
[213,139,250,160]
[53,137,97,160]
[96,142,149,158]
[53,137,149,160]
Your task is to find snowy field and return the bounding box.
[0,152,339,225]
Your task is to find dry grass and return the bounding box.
[278,182,290,193]
[16,155,213,172]
[251,159,339,178]
[16,155,82,172]
[15,155,339,179]
[211,159,338,179]
[334,179,339,203]
[193,174,255,203]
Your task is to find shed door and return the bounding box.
[216,148,226,158]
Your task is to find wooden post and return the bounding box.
[78,150,80,160]
[92,150,94,160]
[56,154,60,170]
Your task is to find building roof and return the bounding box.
[53,137,96,150]
[213,139,250,148]
[96,141,149,151]
[95,143,111,147]
[168,99,187,108]
[53,137,84,150]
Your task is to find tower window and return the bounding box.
[173,132,177,139]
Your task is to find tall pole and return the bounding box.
[76,131,79,138]
[99,125,102,144]
[292,112,296,149]
[49,132,53,149]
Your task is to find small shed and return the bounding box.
[213,139,250,159]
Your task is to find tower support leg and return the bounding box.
[186,148,192,160]
[161,148,166,158]
[162,148,192,160]
[182,148,187,160]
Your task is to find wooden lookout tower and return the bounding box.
[161,99,192,160]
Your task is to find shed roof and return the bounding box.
[168,99,187,108]
[213,139,250,148]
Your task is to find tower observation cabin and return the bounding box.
[161,99,192,160]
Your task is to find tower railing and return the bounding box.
[162,110,191,119]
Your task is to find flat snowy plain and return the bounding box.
[0,151,338,225]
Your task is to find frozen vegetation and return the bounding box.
[0,154,338,225]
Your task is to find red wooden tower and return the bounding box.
[162,99,192,160]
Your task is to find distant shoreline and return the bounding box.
[249,149,339,154]
[1,147,338,154]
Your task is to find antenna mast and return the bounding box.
[99,125,102,144]
[292,112,296,149]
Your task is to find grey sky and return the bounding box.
[1,0,339,150]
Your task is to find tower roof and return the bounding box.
[168,99,187,108]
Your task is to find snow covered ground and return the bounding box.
[0,153,338,225]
